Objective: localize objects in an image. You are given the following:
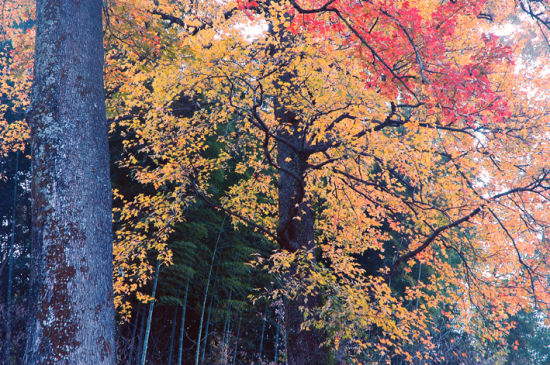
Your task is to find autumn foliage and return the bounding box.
[1,0,550,363]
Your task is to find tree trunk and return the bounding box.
[274,308,280,364]
[5,151,19,365]
[231,316,241,365]
[268,8,327,358]
[24,1,115,364]
[176,277,189,365]
[200,293,214,364]
[275,108,327,364]
[129,304,141,364]
[222,288,232,352]
[195,259,213,365]
[283,292,325,364]
[140,260,161,365]
[195,217,224,365]
[137,306,146,364]
[258,301,268,362]
[167,305,179,365]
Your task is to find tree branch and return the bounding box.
[386,207,481,280]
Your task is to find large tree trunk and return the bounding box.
[24,1,115,364]
[275,108,327,364]
[5,151,19,365]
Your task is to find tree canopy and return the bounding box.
[1,0,549,363]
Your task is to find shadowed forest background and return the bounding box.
[1,0,550,364]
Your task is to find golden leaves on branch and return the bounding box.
[104,0,550,357]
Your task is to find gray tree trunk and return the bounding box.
[195,217,224,365]
[200,293,214,364]
[222,288,232,352]
[24,1,115,364]
[258,301,268,361]
[140,260,161,365]
[176,278,190,365]
[274,308,280,364]
[5,151,19,365]
[137,306,146,364]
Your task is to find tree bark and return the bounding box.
[267,9,327,360]
[24,1,115,364]
[275,102,327,365]
[5,151,19,365]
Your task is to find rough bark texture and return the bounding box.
[5,152,19,365]
[24,1,115,364]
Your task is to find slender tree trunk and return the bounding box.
[231,316,241,365]
[222,288,232,351]
[200,294,215,364]
[137,306,146,364]
[195,263,213,365]
[195,217,224,365]
[283,311,288,365]
[274,309,280,364]
[222,318,231,365]
[24,1,115,364]
[167,305,178,365]
[259,301,268,361]
[5,151,19,365]
[177,278,190,365]
[129,304,141,364]
[140,260,161,365]
[415,263,422,310]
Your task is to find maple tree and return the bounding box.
[0,0,32,159]
[1,0,550,363]
[103,0,550,362]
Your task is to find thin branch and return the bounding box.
[386,207,481,279]
[487,206,538,308]
[151,7,238,35]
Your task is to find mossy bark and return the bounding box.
[24,1,115,364]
